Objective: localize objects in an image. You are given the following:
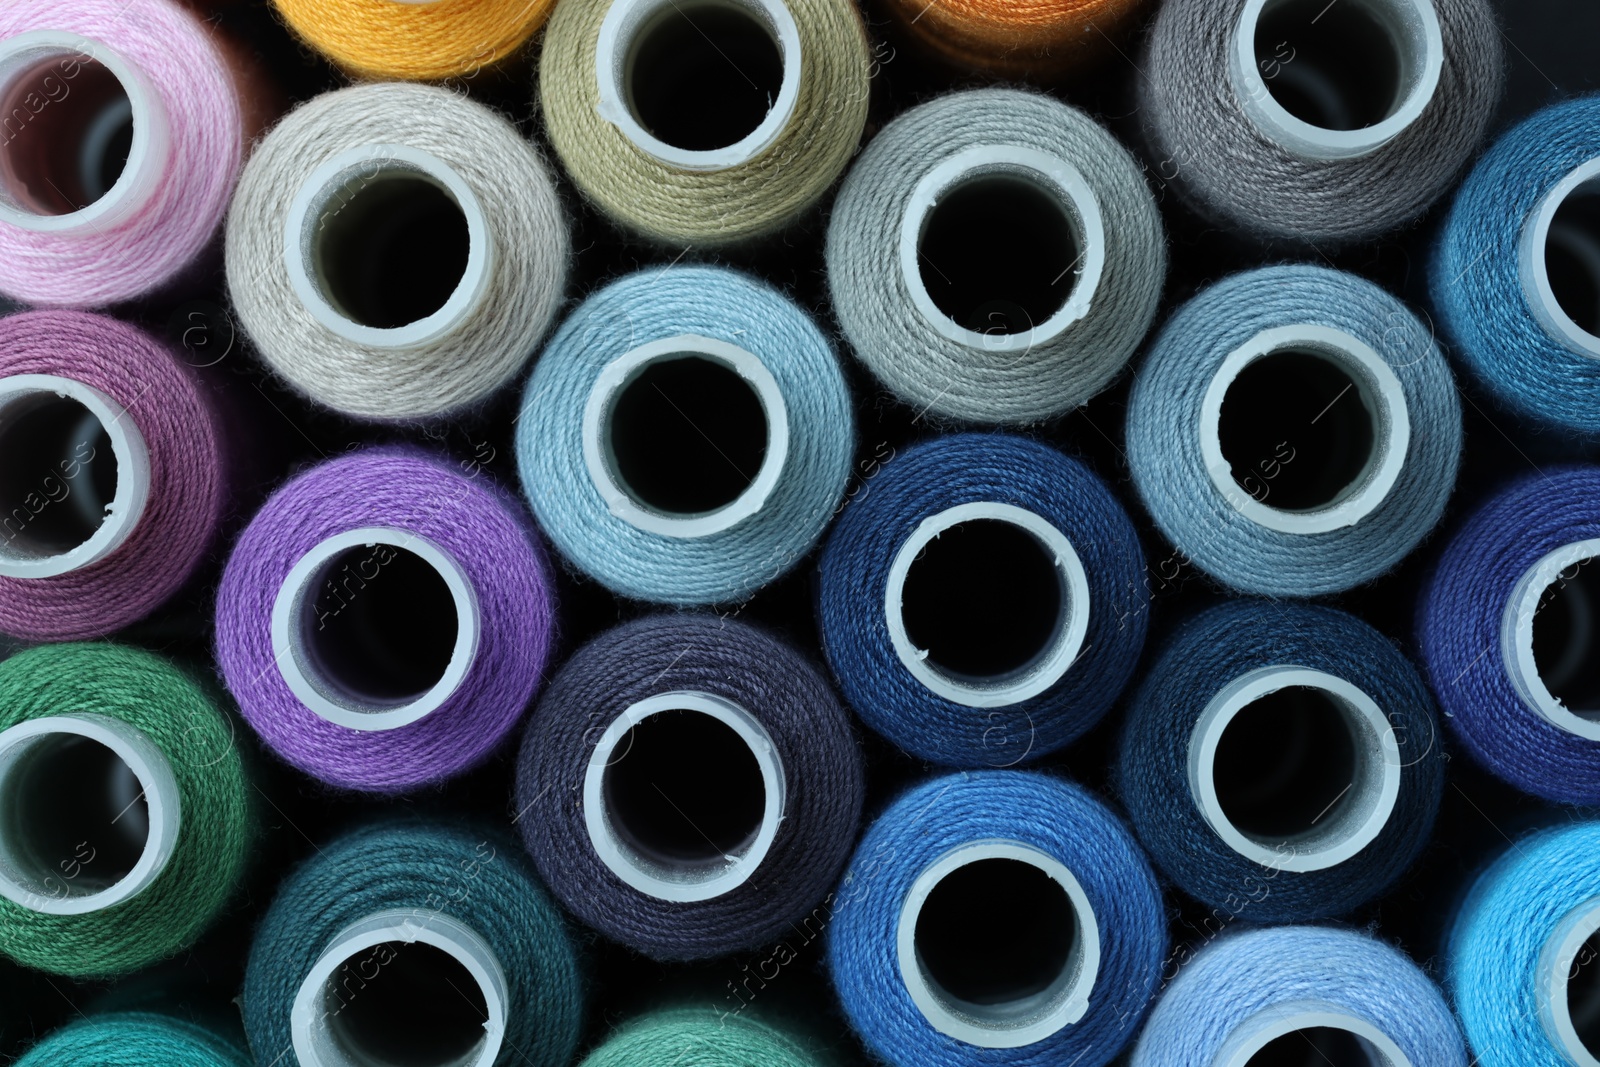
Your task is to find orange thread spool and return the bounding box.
[271,0,552,82]
[881,0,1148,81]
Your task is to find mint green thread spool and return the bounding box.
[0,643,251,978]
[581,1008,836,1067]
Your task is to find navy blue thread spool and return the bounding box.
[815,433,1147,767]
[1118,600,1444,923]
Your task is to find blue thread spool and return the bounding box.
[815,433,1147,767]
[1432,94,1600,436]
[1126,264,1461,597]
[515,264,852,606]
[827,771,1164,1067]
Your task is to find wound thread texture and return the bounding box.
[828,89,1165,426]
[516,265,853,607]
[816,433,1147,767]
[242,820,583,1067]
[1117,600,1445,923]
[515,613,864,961]
[1448,820,1600,1067]
[580,1009,834,1067]
[1126,265,1461,597]
[1431,94,1600,435]
[16,1012,250,1067]
[215,447,555,794]
[539,0,870,246]
[880,0,1148,81]
[827,771,1165,1067]
[226,83,569,421]
[0,643,251,979]
[0,0,250,305]
[1139,0,1501,244]
[0,310,228,642]
[1132,926,1465,1067]
[272,0,551,81]
[1416,467,1600,805]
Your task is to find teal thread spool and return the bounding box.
[0,643,251,978]
[16,1012,251,1067]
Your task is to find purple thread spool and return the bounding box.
[215,447,554,793]
[0,309,227,642]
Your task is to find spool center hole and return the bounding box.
[901,519,1064,683]
[1545,179,1600,339]
[1218,350,1375,513]
[602,710,766,868]
[1246,1027,1383,1067]
[0,55,132,215]
[1568,932,1600,1057]
[1213,687,1358,845]
[915,858,1074,1012]
[300,545,459,708]
[324,941,489,1067]
[625,0,783,152]
[314,170,470,331]
[917,175,1080,336]
[1254,0,1405,131]
[607,355,768,516]
[0,734,148,898]
[0,394,116,561]
[1534,558,1600,720]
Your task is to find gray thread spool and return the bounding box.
[1139,0,1501,244]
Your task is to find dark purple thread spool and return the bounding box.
[215,446,555,793]
[514,613,864,960]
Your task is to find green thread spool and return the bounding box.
[581,1008,835,1067]
[0,643,251,978]
[16,1011,251,1067]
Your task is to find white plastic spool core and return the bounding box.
[884,502,1090,709]
[1201,325,1410,535]
[291,908,509,1067]
[1502,539,1600,741]
[285,144,493,349]
[270,527,481,732]
[582,690,785,903]
[0,374,150,579]
[1188,666,1402,874]
[896,840,1100,1049]
[0,31,168,232]
[1213,1001,1412,1067]
[582,334,790,539]
[1230,0,1442,160]
[1521,158,1600,360]
[594,0,801,170]
[0,712,179,916]
[899,146,1107,354]
[1539,899,1600,1067]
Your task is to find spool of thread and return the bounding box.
[828,771,1163,1067]
[243,820,583,1067]
[0,0,256,305]
[877,0,1148,82]
[17,1012,250,1067]
[272,0,551,81]
[1431,95,1600,435]
[515,613,863,961]
[1127,264,1461,598]
[538,0,869,246]
[816,433,1146,767]
[580,1008,831,1067]
[1416,467,1600,805]
[1118,600,1444,923]
[1133,926,1465,1067]
[0,643,250,979]
[827,88,1165,426]
[0,310,228,643]
[515,265,852,606]
[1449,820,1600,1067]
[215,447,554,794]
[226,83,568,422]
[1139,0,1500,244]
